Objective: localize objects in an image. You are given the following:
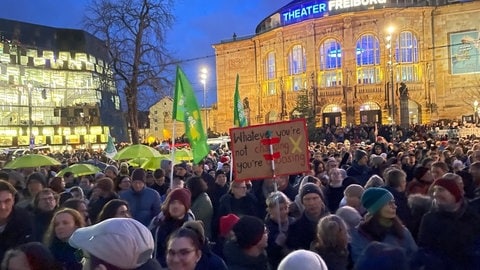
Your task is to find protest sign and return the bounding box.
[229,119,309,181]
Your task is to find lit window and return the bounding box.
[265,52,276,95]
[356,34,381,84]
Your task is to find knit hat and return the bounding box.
[131,168,146,183]
[69,218,153,269]
[167,188,191,210]
[233,215,265,249]
[177,162,188,170]
[278,249,328,270]
[96,177,114,192]
[182,220,206,244]
[219,214,240,237]
[344,184,365,198]
[26,172,47,188]
[300,183,324,202]
[215,169,226,178]
[354,149,368,161]
[432,178,463,202]
[414,166,429,180]
[105,165,119,176]
[361,187,394,215]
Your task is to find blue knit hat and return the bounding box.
[361,187,394,215]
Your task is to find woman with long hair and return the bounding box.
[96,199,131,223]
[150,188,194,268]
[1,242,61,270]
[311,214,350,270]
[44,208,85,270]
[349,188,417,264]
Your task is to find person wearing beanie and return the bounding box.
[149,188,194,268]
[286,183,329,250]
[417,178,480,269]
[339,184,366,215]
[87,177,119,223]
[347,149,373,186]
[104,165,119,180]
[278,249,328,270]
[406,166,434,196]
[16,172,48,210]
[223,215,269,270]
[119,168,161,227]
[349,187,417,263]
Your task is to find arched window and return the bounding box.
[319,39,342,87]
[356,34,381,84]
[288,45,306,91]
[289,45,306,75]
[265,52,276,95]
[396,31,420,82]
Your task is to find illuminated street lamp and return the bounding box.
[199,67,208,132]
[474,100,478,124]
[386,26,395,125]
[27,82,34,150]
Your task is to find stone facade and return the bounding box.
[212,1,480,133]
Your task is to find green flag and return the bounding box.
[173,66,209,163]
[233,74,247,127]
[105,133,117,159]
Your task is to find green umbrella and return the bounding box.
[174,149,194,163]
[138,155,171,171]
[4,154,61,169]
[113,144,161,160]
[57,164,102,177]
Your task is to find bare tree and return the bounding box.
[83,0,174,143]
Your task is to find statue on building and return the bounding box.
[399,82,408,98]
[243,97,250,110]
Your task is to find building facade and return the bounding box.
[149,97,185,141]
[0,18,128,149]
[213,0,480,133]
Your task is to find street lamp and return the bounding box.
[474,100,478,124]
[199,67,208,132]
[386,26,396,139]
[27,82,34,150]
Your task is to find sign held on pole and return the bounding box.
[229,119,309,181]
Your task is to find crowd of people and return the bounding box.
[1,133,480,269]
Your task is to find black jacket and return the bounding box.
[0,207,34,262]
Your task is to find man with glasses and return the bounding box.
[32,188,58,241]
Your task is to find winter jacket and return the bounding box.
[120,187,161,226]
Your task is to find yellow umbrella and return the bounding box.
[4,154,61,169]
[57,164,101,177]
[113,144,161,160]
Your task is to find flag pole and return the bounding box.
[169,121,176,189]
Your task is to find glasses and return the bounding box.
[167,248,197,258]
[39,196,56,202]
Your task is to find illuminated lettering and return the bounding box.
[282,3,327,22]
[281,0,386,25]
[328,0,387,11]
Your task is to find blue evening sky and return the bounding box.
[0,0,292,107]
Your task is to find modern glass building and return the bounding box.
[0,18,128,149]
[213,0,479,132]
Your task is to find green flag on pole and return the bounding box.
[105,133,117,159]
[173,66,209,164]
[233,74,248,127]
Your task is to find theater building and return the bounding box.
[213,0,480,132]
[0,18,128,148]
